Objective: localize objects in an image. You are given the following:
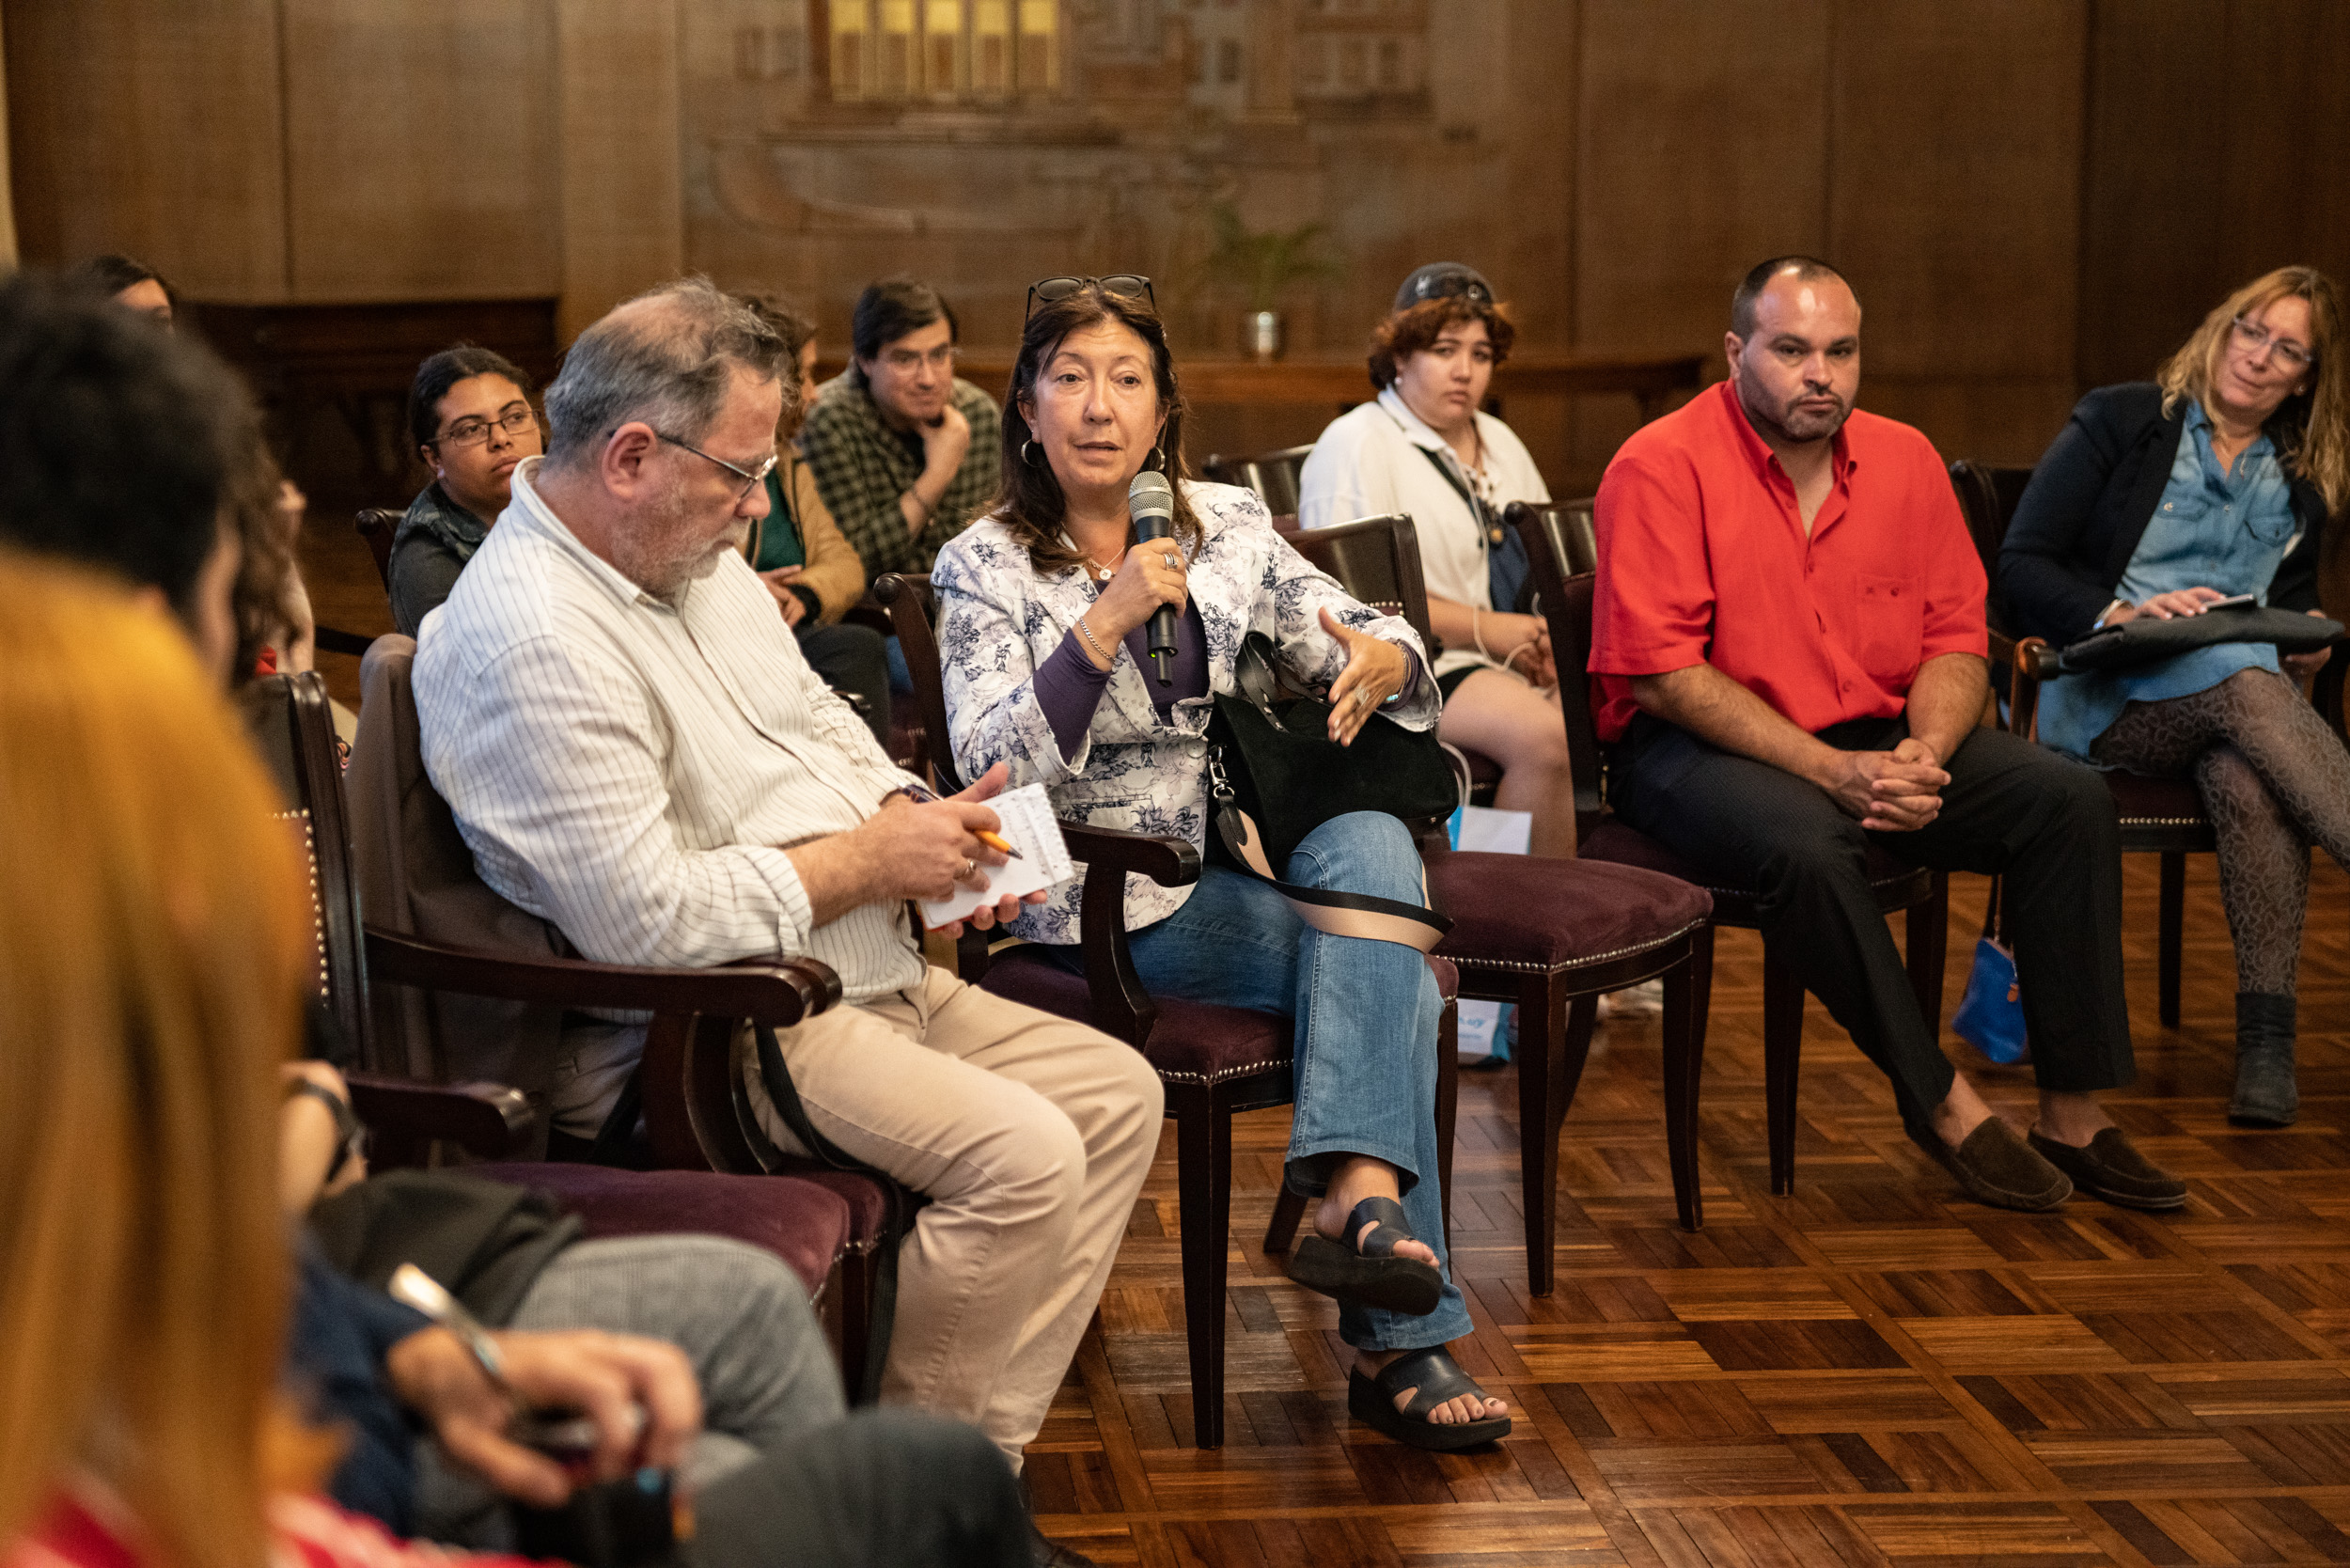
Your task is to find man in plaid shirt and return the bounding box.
[797,275,1003,582]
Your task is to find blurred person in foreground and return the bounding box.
[2001,266,2350,1128]
[0,552,1030,1568]
[0,269,1033,1568]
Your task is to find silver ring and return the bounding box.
[1163,551,1177,568]
[961,858,978,880]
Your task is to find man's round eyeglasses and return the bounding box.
[1026,274,1155,321]
[656,432,778,502]
[432,406,539,450]
[2232,315,2316,372]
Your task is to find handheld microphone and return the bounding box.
[1129,470,1179,686]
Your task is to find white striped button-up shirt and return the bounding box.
[415,457,927,1130]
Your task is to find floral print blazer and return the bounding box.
[932,479,1437,944]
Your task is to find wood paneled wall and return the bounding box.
[11,0,2350,488]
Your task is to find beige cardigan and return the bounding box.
[744,448,869,623]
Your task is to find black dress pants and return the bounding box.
[1611,713,2134,1131]
[696,1408,1029,1568]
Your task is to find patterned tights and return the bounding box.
[2092,667,2350,996]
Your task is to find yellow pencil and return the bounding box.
[977,829,1024,860]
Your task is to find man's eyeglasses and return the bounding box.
[1026,274,1155,321]
[432,406,539,450]
[879,342,959,373]
[1404,270,1493,307]
[2232,315,2316,373]
[656,432,778,502]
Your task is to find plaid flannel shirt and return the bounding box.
[794,369,1003,579]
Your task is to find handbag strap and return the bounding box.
[1413,443,1506,550]
[1206,745,1451,953]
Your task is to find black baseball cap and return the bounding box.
[1393,262,1494,311]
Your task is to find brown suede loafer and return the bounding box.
[2026,1126,2187,1212]
[1908,1117,2071,1211]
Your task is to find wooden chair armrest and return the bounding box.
[363,925,843,1027]
[1056,823,1197,1049]
[1058,820,1201,888]
[2007,635,2058,739]
[344,1071,535,1165]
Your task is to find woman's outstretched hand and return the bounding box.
[1320,606,1409,745]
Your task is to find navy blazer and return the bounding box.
[1998,382,2327,644]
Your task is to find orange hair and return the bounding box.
[0,550,316,1568]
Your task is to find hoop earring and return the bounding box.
[1021,438,1043,466]
[1143,446,1165,473]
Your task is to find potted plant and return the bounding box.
[1205,202,1340,361]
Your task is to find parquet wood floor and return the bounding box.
[292,523,2350,1564]
[1035,861,2350,1567]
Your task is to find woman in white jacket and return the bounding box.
[1299,264,1578,858]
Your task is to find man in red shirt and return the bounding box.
[1591,257,2182,1214]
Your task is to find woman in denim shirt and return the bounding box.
[2001,267,2350,1127]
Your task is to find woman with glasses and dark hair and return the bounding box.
[2002,266,2350,1128]
[1298,263,1579,860]
[932,274,1511,1452]
[390,343,543,637]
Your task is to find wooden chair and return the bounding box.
[1504,500,1596,578]
[355,508,400,590]
[1953,459,2217,1030]
[1276,510,1501,806]
[1947,462,2032,691]
[316,649,901,1392]
[2005,637,2217,1028]
[1517,510,1950,1200]
[1284,512,1716,1275]
[874,571,1464,1448]
[1203,444,1315,517]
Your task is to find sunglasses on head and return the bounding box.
[1026,274,1155,321]
[1407,271,1493,306]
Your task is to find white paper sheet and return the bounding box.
[916,781,1077,930]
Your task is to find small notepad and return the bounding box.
[916,781,1077,931]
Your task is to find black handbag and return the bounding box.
[1203,632,1457,950]
[2058,600,2342,674]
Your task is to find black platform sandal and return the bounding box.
[1347,1345,1512,1450]
[1288,1195,1443,1316]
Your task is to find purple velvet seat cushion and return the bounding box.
[471,1162,851,1299]
[1430,850,1712,970]
[1581,818,1930,920]
[980,950,1292,1086]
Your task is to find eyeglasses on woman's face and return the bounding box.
[433,405,540,449]
[2231,314,2316,374]
[655,431,778,503]
[1025,274,1154,321]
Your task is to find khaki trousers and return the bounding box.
[738,965,1163,1465]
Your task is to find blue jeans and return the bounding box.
[1049,811,1466,1351]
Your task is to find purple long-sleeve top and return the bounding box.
[1032,599,1425,760]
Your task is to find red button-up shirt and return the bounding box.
[1589,380,1986,742]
